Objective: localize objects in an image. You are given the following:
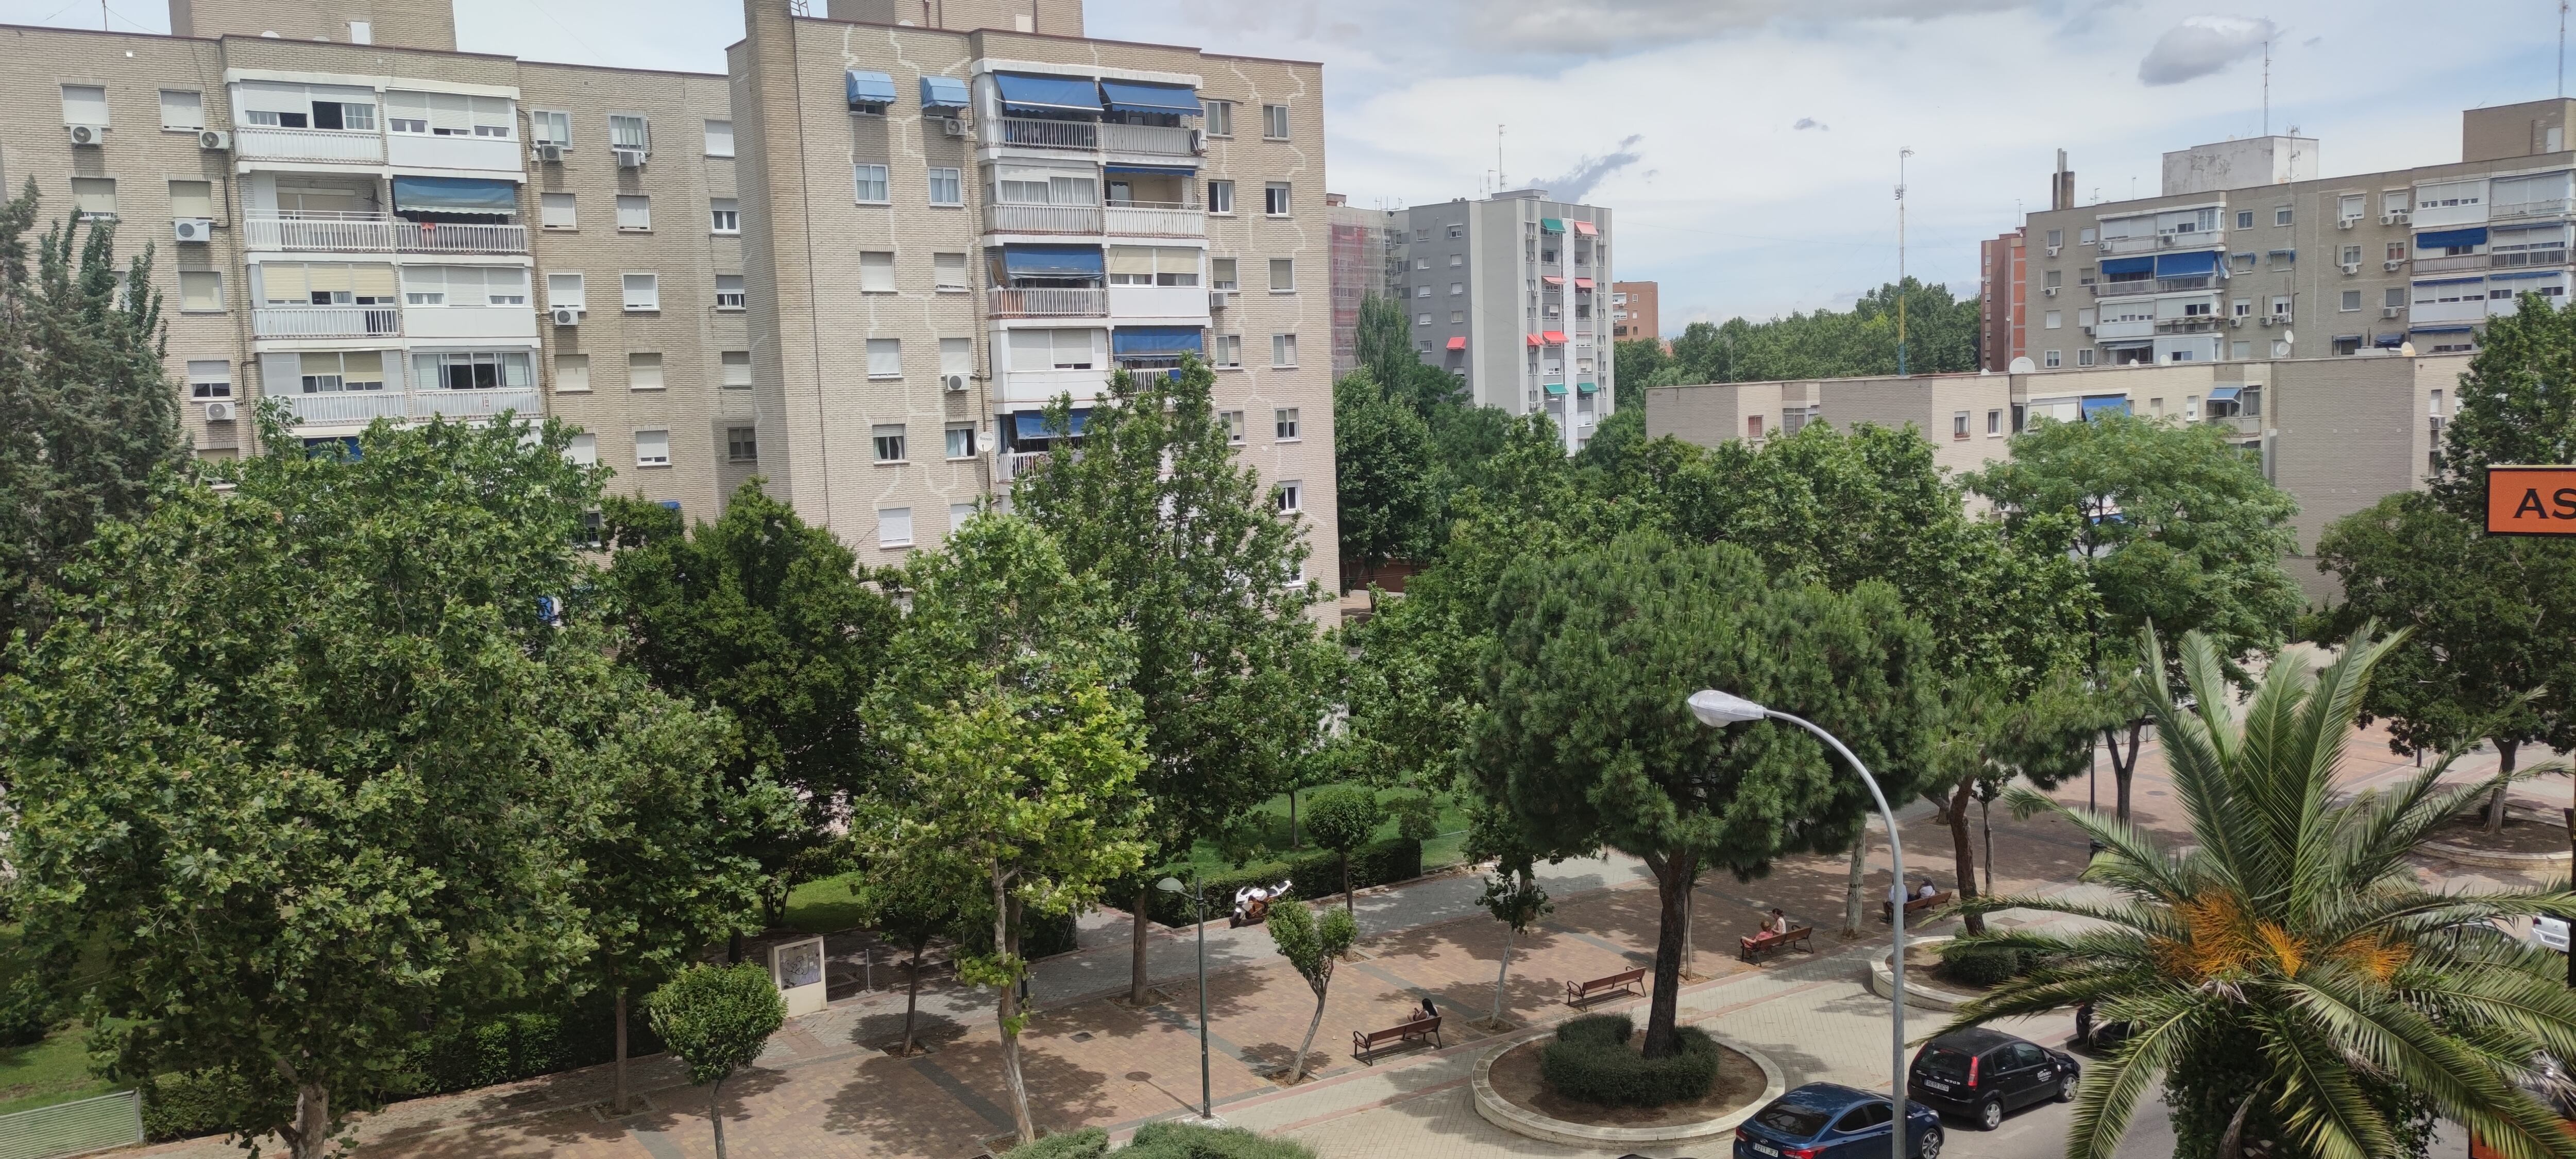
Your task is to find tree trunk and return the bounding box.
[727,931,744,965]
[1341,851,1353,918]
[1292,982,1329,1083]
[1947,777,1984,936]
[1490,924,1516,1026]
[2486,741,2522,832]
[1680,875,1696,979]
[1289,789,1300,849]
[709,1076,728,1159]
[1981,795,1994,897]
[903,944,925,1056]
[2106,720,2145,822]
[1640,850,1696,1059]
[1841,837,1868,939]
[993,870,1037,1146]
[288,1082,329,1159]
[614,986,630,1115]
[1130,887,1154,1004]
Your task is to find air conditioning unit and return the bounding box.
[613,147,646,168]
[534,142,565,163]
[173,218,215,243]
[2384,259,2405,271]
[1189,128,1207,155]
[2097,242,2113,253]
[941,373,968,393]
[2042,285,2058,297]
[549,306,581,327]
[2081,325,2094,336]
[196,129,231,151]
[203,400,237,421]
[66,123,105,147]
[2383,306,2403,319]
[2341,262,2361,275]
[2383,211,2411,225]
[2229,316,2246,328]
[1208,289,1233,310]
[2262,314,2284,326]
[940,117,967,138]
[2046,245,2061,257]
[2338,218,2358,230]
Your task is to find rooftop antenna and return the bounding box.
[2562,0,2569,97]
[1896,146,1912,377]
[2262,36,2270,136]
[1496,125,1507,189]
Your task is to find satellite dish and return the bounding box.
[2399,340,2417,357]
[2281,330,2296,347]
[2008,356,2038,373]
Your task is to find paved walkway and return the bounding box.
[121,722,2539,1159]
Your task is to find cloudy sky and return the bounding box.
[15,0,2569,332]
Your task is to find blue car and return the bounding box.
[1733,1082,1944,1159]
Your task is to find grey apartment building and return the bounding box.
[0,0,1340,582]
[2006,100,2576,371]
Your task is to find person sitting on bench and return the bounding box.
[1765,908,1791,936]
[1418,997,1438,1023]
[1916,878,1941,901]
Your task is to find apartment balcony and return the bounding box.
[988,286,1108,317]
[1100,122,1195,157]
[2094,318,2155,340]
[1107,284,1210,320]
[405,305,540,343]
[252,305,402,339]
[284,386,541,427]
[2155,317,2222,334]
[2492,198,2572,221]
[385,133,524,174]
[2493,248,2572,269]
[995,449,1049,482]
[2413,253,2489,274]
[2412,202,2489,230]
[2097,232,2224,255]
[985,203,1103,234]
[2411,299,2488,325]
[2091,276,2214,298]
[1103,202,1205,237]
[996,117,1097,150]
[244,212,529,255]
[234,125,383,164]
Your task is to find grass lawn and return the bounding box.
[782,872,870,937]
[0,1027,123,1117]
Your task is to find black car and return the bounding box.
[1906,1027,2079,1131]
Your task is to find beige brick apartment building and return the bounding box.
[0,0,1339,580]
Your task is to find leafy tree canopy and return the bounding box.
[1663,278,1980,385]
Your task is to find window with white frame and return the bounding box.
[2044,349,2062,367]
[853,163,890,203]
[872,423,907,461]
[1272,334,1299,367]
[1952,412,1970,440]
[1415,313,1431,326]
[860,251,895,293]
[928,167,963,207]
[934,252,969,291]
[1269,258,1295,292]
[1262,104,1289,139]
[2078,348,2096,366]
[554,352,589,391]
[622,272,659,311]
[709,198,739,233]
[2274,205,2292,226]
[1007,328,1098,370]
[61,84,108,126]
[1108,246,1199,286]
[178,271,224,312]
[1275,480,1302,513]
[1986,409,2003,436]
[188,359,232,399]
[1274,405,1300,438]
[715,275,744,310]
[541,192,576,229]
[948,502,977,536]
[69,178,115,220]
[608,114,649,152]
[940,337,972,379]
[615,195,651,231]
[877,507,912,548]
[1210,258,1238,291]
[1449,282,1463,296]
[403,265,528,305]
[547,272,585,310]
[385,92,508,137]
[1210,333,1242,367]
[159,89,203,130]
[410,350,532,390]
[566,433,596,464]
[867,338,902,379]
[703,119,733,157]
[727,426,757,462]
[635,428,670,466]
[2341,289,2362,311]
[1220,410,1245,442]
[945,423,977,459]
[530,109,571,146]
[628,352,664,390]
[1263,182,1291,216]
[1208,180,1233,215]
[1205,100,1233,137]
[288,350,387,393]
[722,350,752,387]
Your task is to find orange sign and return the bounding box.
[2488,466,2576,536]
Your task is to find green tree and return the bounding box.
[1925,668,2107,934]
[1012,359,1338,1008]
[0,178,187,659]
[1613,337,1671,412]
[1968,414,2302,820]
[1473,531,1939,1057]
[1300,786,1384,917]
[1332,367,1436,589]
[1950,625,2576,1159]
[599,480,901,927]
[2428,293,2576,515]
[647,963,786,1159]
[2313,492,2576,827]
[851,860,982,1058]
[1664,279,1979,385]
[4,413,634,1159]
[861,513,1152,1146]
[1469,806,1553,1028]
[1267,898,1358,1083]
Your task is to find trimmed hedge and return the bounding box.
[1539,1013,1720,1107]
[1140,838,1423,928]
[141,1070,280,1141]
[1124,1120,1318,1158]
[1935,941,2034,988]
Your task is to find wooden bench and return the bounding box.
[1883,891,1955,924]
[1352,1014,1442,1064]
[1564,967,1647,1008]
[1739,925,1814,962]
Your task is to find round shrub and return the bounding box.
[1539,1013,1721,1106]
[1125,1120,1317,1158]
[1935,941,2031,988]
[1001,1126,1110,1159]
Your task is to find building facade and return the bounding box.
[1977,229,2024,371]
[1324,192,1392,376]
[1610,279,1656,341]
[2014,101,2574,371]
[0,0,1337,580]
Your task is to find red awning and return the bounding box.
[1571,220,1598,235]
[1524,333,1541,347]
[1541,330,1568,344]
[1445,336,1466,351]
[1540,275,1566,286]
[1574,277,1595,290]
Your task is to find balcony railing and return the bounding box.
[988,286,1107,316]
[1100,122,1194,156]
[399,220,527,253]
[2091,276,2216,297]
[245,212,528,254]
[1104,202,1206,236]
[985,203,1103,234]
[2094,319,2155,340]
[996,450,1049,482]
[284,387,541,427]
[2413,253,2489,274]
[2155,317,2221,334]
[233,125,383,164]
[2493,248,2572,269]
[2493,198,2571,221]
[252,305,402,338]
[997,117,1097,150]
[2098,232,2224,255]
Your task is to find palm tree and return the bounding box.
[1945,624,2576,1159]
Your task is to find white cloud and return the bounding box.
[2137,14,2277,86]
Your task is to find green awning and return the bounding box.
[1542,382,1567,396]
[1540,217,1566,233]
[1575,381,1597,395]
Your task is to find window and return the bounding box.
[2044,310,2062,329]
[1413,258,1430,271]
[720,350,752,387]
[2185,395,2200,419]
[555,352,590,391]
[383,92,505,137]
[547,273,586,310]
[622,273,659,311]
[167,180,215,220]
[1007,328,1098,370]
[1262,104,1289,139]
[1415,285,1430,298]
[567,433,596,465]
[1208,180,1233,215]
[1263,182,1291,216]
[2231,252,2257,272]
[2341,245,2362,266]
[933,252,969,292]
[1210,258,1238,291]
[2078,227,2096,245]
[1451,311,1465,323]
[1269,258,1295,292]
[860,251,895,293]
[608,114,650,152]
[727,426,757,462]
[1450,282,1464,296]
[1448,224,1464,239]
[2045,228,2062,248]
[2386,286,2407,309]
[877,507,912,548]
[945,424,976,459]
[628,352,664,390]
[2233,209,2253,230]
[2044,269,2062,288]
[1205,99,1233,138]
[401,265,528,306]
[1449,253,1465,267]
[926,166,964,207]
[1108,246,1199,286]
[530,110,571,146]
[715,275,745,310]
[159,89,203,130]
[635,429,670,467]
[2242,387,2262,416]
[411,350,534,391]
[709,198,739,233]
[1275,480,1302,513]
[1274,406,1300,439]
[1747,414,1765,439]
[2269,295,2291,318]
[1221,410,1245,442]
[1952,411,1970,440]
[853,163,890,203]
[2275,206,2293,226]
[61,84,108,126]
[188,360,231,399]
[2044,350,2061,367]
[2232,297,2251,317]
[2338,193,2364,222]
[1271,334,1297,368]
[2077,307,2095,328]
[2387,241,2407,262]
[2078,348,2096,366]
[2341,289,2362,311]
[616,195,651,231]
[940,336,972,379]
[867,338,902,379]
[948,502,978,536]
[178,270,223,311]
[290,350,387,394]
[70,178,115,221]
[1415,313,1431,326]
[541,193,577,229]
[1986,408,2003,435]
[1210,333,1242,367]
[872,423,907,461]
[704,120,734,157]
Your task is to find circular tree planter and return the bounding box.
[1869,935,1986,1012]
[1471,1027,1782,1149]
[2421,808,2574,871]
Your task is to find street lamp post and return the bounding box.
[1154,873,1213,1121]
[1689,689,1910,1159]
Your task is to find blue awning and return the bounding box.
[2208,386,2241,401]
[1105,164,1198,176]
[1013,408,1090,438]
[1111,326,1202,356]
[2416,226,2488,249]
[2267,249,2296,258]
[391,176,518,215]
[2375,333,2406,347]
[845,70,897,107]
[996,72,1101,114]
[2155,250,2220,277]
[2080,396,2130,418]
[2492,269,2563,280]
[2415,276,2486,287]
[1002,245,1104,277]
[919,75,970,111]
[2410,325,2476,334]
[1099,78,1200,116]
[2100,256,2154,276]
